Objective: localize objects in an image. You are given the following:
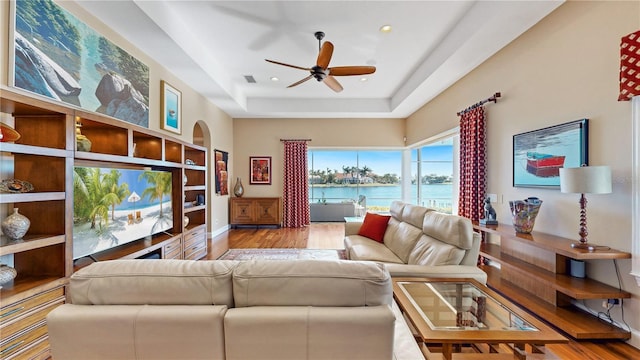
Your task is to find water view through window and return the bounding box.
[309,144,454,213]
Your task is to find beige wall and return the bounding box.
[0,1,234,235]
[3,0,640,346]
[232,117,404,198]
[407,1,639,345]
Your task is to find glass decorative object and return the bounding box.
[1,208,30,240]
[233,177,244,197]
[509,198,542,234]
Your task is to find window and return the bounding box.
[308,150,402,211]
[410,136,458,214]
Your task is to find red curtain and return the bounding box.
[458,106,487,222]
[282,141,310,228]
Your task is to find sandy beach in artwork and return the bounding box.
[73,201,172,259]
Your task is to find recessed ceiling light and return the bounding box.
[379,25,392,33]
[270,77,279,82]
[360,77,368,82]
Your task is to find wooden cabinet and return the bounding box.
[230,197,281,228]
[1,86,208,354]
[183,225,207,260]
[0,286,65,359]
[474,222,631,340]
[1,89,72,360]
[162,236,182,259]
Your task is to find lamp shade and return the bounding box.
[559,166,612,194]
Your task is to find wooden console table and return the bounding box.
[230,197,281,228]
[473,222,631,340]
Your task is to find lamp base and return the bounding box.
[571,242,596,252]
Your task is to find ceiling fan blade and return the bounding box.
[328,66,376,76]
[265,59,311,71]
[287,75,313,88]
[323,76,343,93]
[317,41,334,69]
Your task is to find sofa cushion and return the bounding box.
[389,200,405,219]
[225,306,395,360]
[345,235,404,264]
[69,259,238,307]
[383,264,488,284]
[232,259,391,307]
[422,211,473,250]
[358,212,391,242]
[383,218,423,263]
[407,234,466,266]
[47,304,228,360]
[401,203,430,228]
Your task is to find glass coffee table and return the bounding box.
[393,278,567,359]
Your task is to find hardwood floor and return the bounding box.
[208,223,640,360]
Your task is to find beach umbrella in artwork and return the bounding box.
[128,191,140,212]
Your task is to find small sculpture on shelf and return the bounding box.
[479,196,498,225]
[75,119,92,152]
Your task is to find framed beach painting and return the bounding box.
[513,119,588,188]
[161,80,181,134]
[250,156,272,185]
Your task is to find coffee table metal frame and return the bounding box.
[392,277,567,360]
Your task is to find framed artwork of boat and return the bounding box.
[513,119,588,188]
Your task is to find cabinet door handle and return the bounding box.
[1,340,25,355]
[0,306,25,318]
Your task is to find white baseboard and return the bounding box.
[210,225,229,239]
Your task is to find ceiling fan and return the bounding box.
[265,31,376,92]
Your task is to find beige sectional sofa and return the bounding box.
[344,200,487,283]
[47,258,423,360]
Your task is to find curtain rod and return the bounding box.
[457,92,501,116]
[280,138,312,142]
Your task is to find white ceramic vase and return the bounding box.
[1,208,30,240]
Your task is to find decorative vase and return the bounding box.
[183,174,188,185]
[233,177,244,197]
[1,208,30,240]
[509,197,542,234]
[0,264,17,286]
[183,216,190,228]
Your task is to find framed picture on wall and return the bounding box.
[215,149,229,195]
[513,119,588,188]
[250,156,271,185]
[161,80,181,134]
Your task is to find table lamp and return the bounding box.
[559,165,612,251]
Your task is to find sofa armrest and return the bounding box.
[383,264,487,284]
[344,221,363,236]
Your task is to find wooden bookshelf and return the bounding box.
[1,86,208,357]
[474,222,631,340]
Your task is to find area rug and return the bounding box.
[218,248,347,261]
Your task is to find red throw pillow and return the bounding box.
[358,213,391,243]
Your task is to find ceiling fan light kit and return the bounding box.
[265,31,376,92]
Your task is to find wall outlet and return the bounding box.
[487,193,498,203]
[602,299,620,308]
